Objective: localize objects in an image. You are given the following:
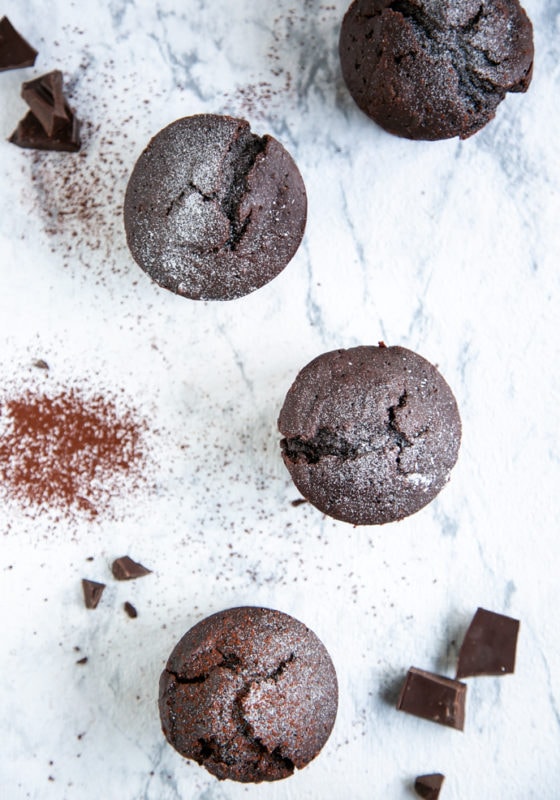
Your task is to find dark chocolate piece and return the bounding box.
[76,656,88,665]
[124,601,138,618]
[9,110,81,152]
[111,556,152,581]
[81,578,105,610]
[124,114,307,301]
[415,773,445,799]
[33,359,49,370]
[21,70,72,138]
[397,667,466,730]
[456,608,520,678]
[159,606,338,783]
[0,16,37,71]
[278,345,461,525]
[339,0,534,141]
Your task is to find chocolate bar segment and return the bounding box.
[82,579,105,610]
[414,773,445,799]
[456,607,520,678]
[21,70,71,138]
[397,667,466,730]
[0,16,37,71]
[111,556,152,581]
[9,110,81,152]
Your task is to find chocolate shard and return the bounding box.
[456,607,520,679]
[0,16,38,71]
[21,70,71,138]
[82,578,106,610]
[111,556,152,581]
[9,109,81,153]
[124,601,138,618]
[414,773,445,799]
[397,667,466,731]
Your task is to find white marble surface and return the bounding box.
[1,1,559,798]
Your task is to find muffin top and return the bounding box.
[279,345,461,525]
[124,114,307,300]
[339,0,534,140]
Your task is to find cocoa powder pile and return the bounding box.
[0,388,146,518]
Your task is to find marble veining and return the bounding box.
[1,1,559,798]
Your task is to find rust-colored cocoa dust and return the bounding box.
[0,388,146,519]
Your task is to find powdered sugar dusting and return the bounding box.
[279,345,461,525]
[124,114,307,300]
[160,606,337,781]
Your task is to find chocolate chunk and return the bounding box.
[397,667,466,730]
[124,601,138,618]
[21,70,72,138]
[111,556,152,581]
[76,656,88,665]
[0,16,37,71]
[81,578,105,610]
[9,110,81,152]
[415,773,445,799]
[456,608,520,678]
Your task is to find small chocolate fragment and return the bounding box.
[32,359,49,370]
[81,578,105,610]
[291,498,308,507]
[111,556,152,581]
[21,70,71,138]
[456,608,520,679]
[76,656,88,665]
[0,16,37,71]
[9,110,81,152]
[124,601,138,618]
[397,667,466,731]
[415,773,445,799]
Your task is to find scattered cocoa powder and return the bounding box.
[0,388,146,518]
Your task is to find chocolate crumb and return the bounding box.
[81,578,105,609]
[291,498,308,507]
[112,556,151,581]
[124,601,138,618]
[76,656,88,665]
[32,359,49,370]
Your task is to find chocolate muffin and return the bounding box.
[159,606,338,783]
[278,345,461,525]
[124,115,307,300]
[339,0,534,140]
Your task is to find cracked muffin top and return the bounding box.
[158,606,338,783]
[123,114,307,300]
[278,344,461,525]
[339,0,534,140]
